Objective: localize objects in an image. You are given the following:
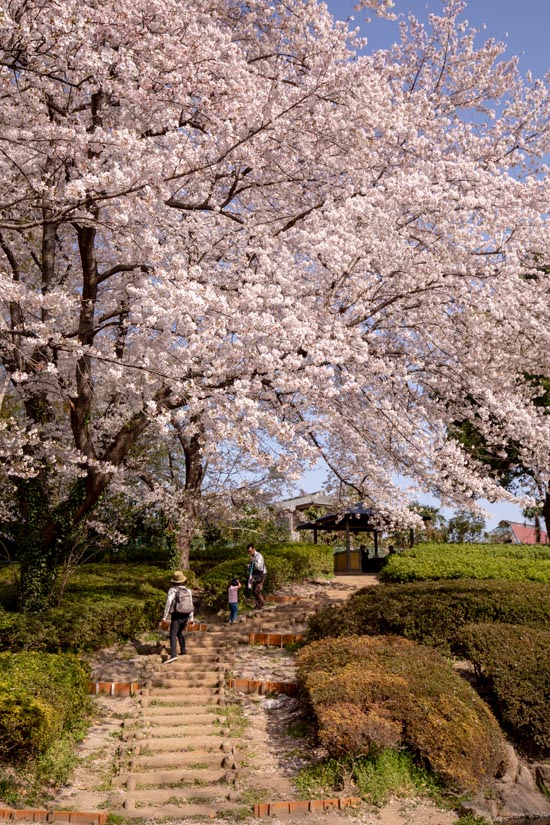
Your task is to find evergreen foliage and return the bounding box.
[307,578,550,651]
[297,635,508,793]
[0,652,90,760]
[454,623,550,757]
[379,542,550,584]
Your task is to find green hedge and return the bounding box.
[453,623,550,758]
[296,635,508,793]
[307,579,550,651]
[0,564,184,653]
[0,595,163,653]
[0,652,90,760]
[380,542,550,584]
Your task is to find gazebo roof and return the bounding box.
[296,504,385,533]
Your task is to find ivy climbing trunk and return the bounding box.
[17,478,60,612]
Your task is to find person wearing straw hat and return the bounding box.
[161,571,194,663]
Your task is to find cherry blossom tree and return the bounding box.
[2,0,550,609]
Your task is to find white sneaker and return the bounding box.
[165,656,178,664]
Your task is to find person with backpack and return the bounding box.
[161,570,194,663]
[247,544,267,609]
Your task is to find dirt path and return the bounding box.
[51,574,458,825]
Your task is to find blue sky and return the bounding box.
[326,0,550,80]
[296,0,548,530]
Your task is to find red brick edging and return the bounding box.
[254,797,362,816]
[187,621,207,632]
[88,681,141,696]
[248,632,303,647]
[228,678,297,696]
[0,809,107,824]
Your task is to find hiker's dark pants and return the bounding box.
[170,611,191,656]
[252,575,266,609]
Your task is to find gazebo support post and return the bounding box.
[346,518,351,572]
[314,528,318,544]
[374,530,379,557]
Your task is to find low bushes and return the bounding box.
[454,623,550,758]
[0,652,90,760]
[380,542,550,585]
[307,579,550,650]
[0,563,175,653]
[296,635,508,794]
[0,595,162,653]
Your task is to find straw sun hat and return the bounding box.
[171,571,187,585]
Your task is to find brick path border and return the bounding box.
[248,632,303,647]
[0,810,107,824]
[254,796,362,816]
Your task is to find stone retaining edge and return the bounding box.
[0,810,107,824]
[248,632,303,647]
[228,678,297,696]
[88,681,142,696]
[253,797,362,816]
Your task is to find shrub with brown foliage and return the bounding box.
[297,635,508,793]
[453,623,550,758]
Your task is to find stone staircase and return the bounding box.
[53,576,373,821]
[113,636,240,818]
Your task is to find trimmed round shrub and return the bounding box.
[453,622,550,758]
[307,579,550,651]
[0,652,90,760]
[297,635,508,794]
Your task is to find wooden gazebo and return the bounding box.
[296,503,389,574]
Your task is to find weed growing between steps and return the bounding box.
[216,806,252,821]
[294,750,445,807]
[213,702,248,738]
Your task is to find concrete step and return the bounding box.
[150,674,224,688]
[152,660,232,672]
[126,751,227,770]
[167,655,232,665]
[146,687,223,701]
[134,704,223,716]
[139,701,224,716]
[127,722,225,737]
[133,735,224,753]
[125,786,232,804]
[115,766,228,787]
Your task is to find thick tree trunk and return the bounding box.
[175,499,199,570]
[170,418,206,570]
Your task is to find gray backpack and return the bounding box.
[174,586,193,613]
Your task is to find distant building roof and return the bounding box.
[273,492,334,511]
[296,503,391,533]
[490,521,548,545]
